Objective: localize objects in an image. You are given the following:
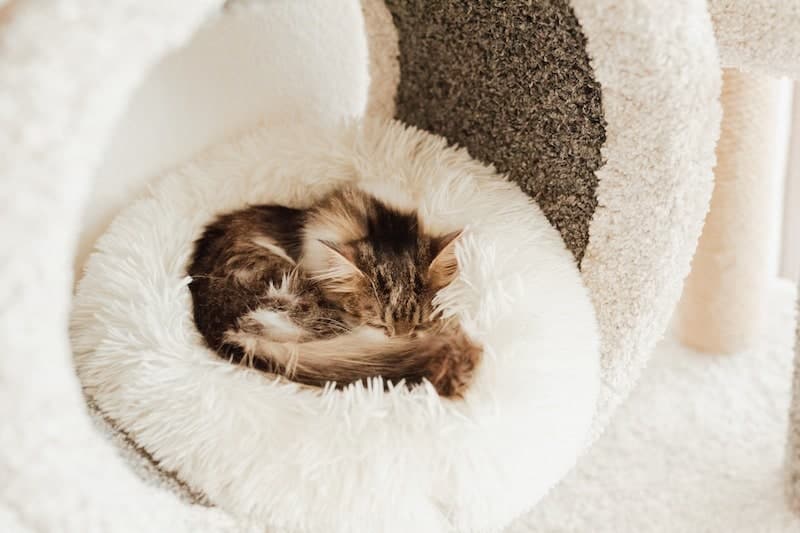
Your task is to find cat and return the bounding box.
[187,185,482,397]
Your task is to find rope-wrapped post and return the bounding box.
[676,69,784,354]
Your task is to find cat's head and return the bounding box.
[310,228,462,336]
[302,187,463,336]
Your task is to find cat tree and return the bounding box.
[1,0,798,531]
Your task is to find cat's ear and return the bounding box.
[428,230,462,290]
[311,240,364,292]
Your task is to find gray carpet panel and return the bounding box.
[384,0,606,263]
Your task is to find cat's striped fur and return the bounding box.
[188,186,481,397]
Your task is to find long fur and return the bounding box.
[226,323,481,397]
[189,185,475,396]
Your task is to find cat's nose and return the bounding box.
[393,322,412,336]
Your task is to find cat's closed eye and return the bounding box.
[367,321,391,335]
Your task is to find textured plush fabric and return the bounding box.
[87,399,211,506]
[571,0,721,440]
[72,118,600,533]
[709,0,800,78]
[383,0,606,263]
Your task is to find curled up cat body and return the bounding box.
[188,186,482,397]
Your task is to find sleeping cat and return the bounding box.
[187,186,481,397]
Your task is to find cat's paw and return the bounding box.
[223,329,258,354]
[421,333,482,398]
[238,308,307,342]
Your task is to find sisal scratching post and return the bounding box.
[789,293,800,513]
[677,69,783,354]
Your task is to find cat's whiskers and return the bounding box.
[307,316,349,328]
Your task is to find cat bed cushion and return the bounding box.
[71,119,600,533]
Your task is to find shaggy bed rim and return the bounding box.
[71,119,600,533]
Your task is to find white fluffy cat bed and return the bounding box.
[71,119,600,532]
[5,0,800,532]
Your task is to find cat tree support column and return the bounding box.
[785,85,800,514]
[676,69,784,354]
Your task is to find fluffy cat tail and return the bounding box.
[224,326,481,398]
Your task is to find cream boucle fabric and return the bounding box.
[677,70,785,354]
[0,1,244,531]
[571,0,721,439]
[709,0,800,77]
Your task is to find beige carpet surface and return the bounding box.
[511,279,799,533]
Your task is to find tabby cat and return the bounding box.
[188,186,481,397]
